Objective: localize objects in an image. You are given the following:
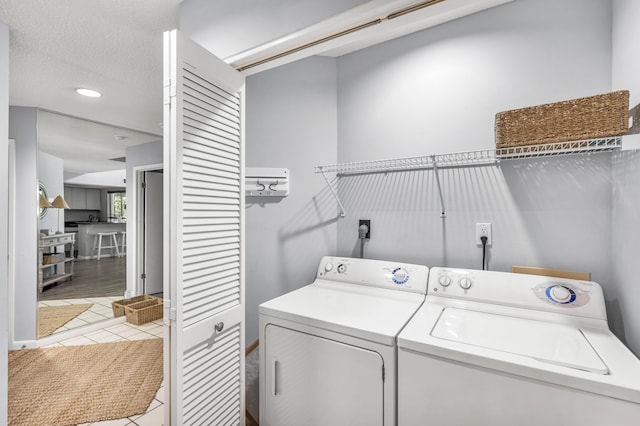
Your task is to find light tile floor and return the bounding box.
[41,318,165,426]
[39,296,123,334]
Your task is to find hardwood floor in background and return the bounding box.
[40,256,126,301]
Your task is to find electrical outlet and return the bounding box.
[359,219,371,239]
[475,223,492,246]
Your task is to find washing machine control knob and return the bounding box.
[324,263,333,272]
[337,264,347,274]
[544,284,578,305]
[459,277,473,290]
[439,275,452,287]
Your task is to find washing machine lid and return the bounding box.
[259,280,426,346]
[431,308,608,374]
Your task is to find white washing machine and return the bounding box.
[398,267,640,426]
[259,256,429,426]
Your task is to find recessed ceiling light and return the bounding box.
[75,88,101,98]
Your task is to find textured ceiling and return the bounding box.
[1,0,510,174]
[0,0,178,135]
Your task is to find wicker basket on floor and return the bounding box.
[112,295,157,317]
[124,298,163,325]
[495,90,630,148]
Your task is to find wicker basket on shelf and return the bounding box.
[124,298,163,325]
[42,253,65,264]
[495,90,630,149]
[111,295,157,317]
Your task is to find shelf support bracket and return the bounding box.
[432,157,446,218]
[319,167,346,218]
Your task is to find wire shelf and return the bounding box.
[496,136,622,160]
[315,136,623,218]
[434,150,497,168]
[316,155,435,175]
[315,137,622,175]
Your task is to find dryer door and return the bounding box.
[264,324,384,426]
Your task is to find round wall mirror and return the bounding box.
[38,181,49,219]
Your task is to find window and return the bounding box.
[108,192,126,222]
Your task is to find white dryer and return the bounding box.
[398,267,640,426]
[259,256,429,426]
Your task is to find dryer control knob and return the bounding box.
[392,268,409,285]
[550,285,572,302]
[439,275,452,287]
[324,263,333,272]
[459,277,473,290]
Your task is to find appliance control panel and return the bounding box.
[317,256,429,294]
[428,267,607,320]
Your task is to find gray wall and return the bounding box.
[8,106,39,342]
[332,0,640,356]
[244,56,338,344]
[611,0,640,356]
[335,0,626,343]
[337,0,611,161]
[335,0,612,267]
[335,155,612,277]
[180,0,640,355]
[1,19,9,423]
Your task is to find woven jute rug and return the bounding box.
[8,338,163,426]
[37,304,93,338]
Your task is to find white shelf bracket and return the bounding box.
[319,167,346,218]
[432,156,446,218]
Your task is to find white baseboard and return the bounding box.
[10,316,126,350]
[76,254,122,260]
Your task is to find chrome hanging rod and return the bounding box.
[236,0,447,72]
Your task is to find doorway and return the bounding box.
[138,169,163,296]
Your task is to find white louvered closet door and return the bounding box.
[163,29,245,426]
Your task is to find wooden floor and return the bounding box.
[40,256,126,301]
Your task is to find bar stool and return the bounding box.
[92,232,120,260]
[118,231,127,257]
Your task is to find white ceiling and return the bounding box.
[0,0,178,173]
[38,111,160,173]
[1,0,511,174]
[180,0,370,60]
[187,0,512,75]
[0,0,178,135]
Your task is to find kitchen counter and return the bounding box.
[76,222,126,259]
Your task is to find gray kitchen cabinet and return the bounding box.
[65,186,86,209]
[64,186,101,210]
[86,188,101,210]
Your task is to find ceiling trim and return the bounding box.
[38,108,162,139]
